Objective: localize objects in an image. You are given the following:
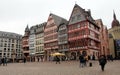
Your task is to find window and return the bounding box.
[12,39,14,43]
[91,24,94,29]
[74,32,79,36]
[8,48,10,52]
[90,30,95,37]
[91,40,95,46]
[12,44,14,48]
[81,30,86,35]
[4,48,6,52]
[73,7,79,14]
[4,53,6,56]
[95,34,99,39]
[71,16,75,22]
[4,43,7,47]
[77,14,81,20]
[1,39,3,42]
[77,24,80,28]
[0,43,3,47]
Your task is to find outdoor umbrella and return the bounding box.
[50,52,65,56]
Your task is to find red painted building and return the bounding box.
[68,4,100,59]
[95,19,110,56]
[44,13,67,61]
[22,25,30,61]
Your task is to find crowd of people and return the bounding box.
[78,54,114,71]
[78,54,96,67]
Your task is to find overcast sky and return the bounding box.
[0,0,119,35]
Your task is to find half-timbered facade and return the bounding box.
[68,4,100,59]
[44,13,67,61]
[22,25,30,61]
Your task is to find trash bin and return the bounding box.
[89,62,92,67]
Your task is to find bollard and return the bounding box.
[89,62,92,67]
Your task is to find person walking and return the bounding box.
[1,58,5,66]
[23,57,26,63]
[99,55,107,71]
[55,56,60,64]
[41,56,44,62]
[84,55,88,66]
[110,55,113,62]
[37,57,40,62]
[79,55,85,68]
[0,58,2,66]
[4,57,7,66]
[92,55,95,60]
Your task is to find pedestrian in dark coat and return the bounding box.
[99,55,107,71]
[55,56,60,64]
[23,57,26,63]
[0,58,2,66]
[79,55,85,67]
[110,55,113,61]
[1,58,5,66]
[92,55,95,60]
[4,57,7,66]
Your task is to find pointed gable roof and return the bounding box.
[25,25,29,32]
[68,4,94,25]
[112,11,120,28]
[49,13,68,26]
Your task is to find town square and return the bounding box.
[0,60,120,75]
[0,0,120,75]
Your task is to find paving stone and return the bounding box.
[0,60,119,75]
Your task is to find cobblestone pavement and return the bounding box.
[0,60,120,75]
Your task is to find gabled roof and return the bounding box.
[57,20,68,32]
[25,25,30,32]
[0,31,22,39]
[75,4,94,21]
[95,19,103,27]
[68,4,94,25]
[49,13,68,26]
[35,22,47,28]
[112,11,120,28]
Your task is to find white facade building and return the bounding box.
[0,31,22,60]
[29,26,36,56]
